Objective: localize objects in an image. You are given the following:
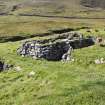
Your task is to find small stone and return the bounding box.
[96,37,103,44]
[100,58,105,64]
[100,40,105,47]
[66,55,71,61]
[31,43,34,46]
[15,66,22,71]
[33,56,38,60]
[22,55,25,57]
[94,59,101,64]
[28,71,35,78]
[71,59,75,62]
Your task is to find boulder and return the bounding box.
[0,60,12,72]
[0,61,4,71]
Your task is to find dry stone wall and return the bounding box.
[17,40,71,61]
[17,32,95,61]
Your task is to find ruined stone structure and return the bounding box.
[17,32,95,61]
[17,40,71,61]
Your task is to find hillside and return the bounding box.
[0,0,105,41]
[1,0,105,105]
[0,0,105,17]
[81,0,105,8]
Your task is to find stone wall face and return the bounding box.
[18,41,71,60]
[70,38,95,49]
[17,32,95,61]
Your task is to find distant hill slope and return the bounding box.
[81,0,105,9]
[0,0,105,17]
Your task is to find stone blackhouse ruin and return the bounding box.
[17,32,95,61]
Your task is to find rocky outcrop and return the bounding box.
[17,32,95,61]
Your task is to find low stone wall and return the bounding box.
[70,37,95,49]
[17,32,95,61]
[17,40,71,61]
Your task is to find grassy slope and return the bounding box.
[1,0,105,105]
[1,0,105,17]
[1,15,105,40]
[0,0,105,40]
[1,41,105,105]
[81,0,105,9]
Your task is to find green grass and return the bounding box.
[1,15,105,42]
[1,1,105,104]
[0,14,105,105]
[0,41,105,105]
[0,16,78,37]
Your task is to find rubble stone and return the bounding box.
[0,60,12,72]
